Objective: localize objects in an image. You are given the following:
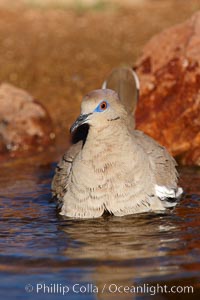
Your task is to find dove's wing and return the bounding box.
[51,141,82,208]
[133,130,183,207]
[102,67,139,127]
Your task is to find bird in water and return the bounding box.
[52,67,183,218]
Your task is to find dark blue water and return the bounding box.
[0,158,200,300]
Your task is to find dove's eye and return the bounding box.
[100,101,107,110]
[94,100,109,112]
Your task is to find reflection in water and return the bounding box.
[0,160,200,299]
[60,215,182,300]
[61,214,179,260]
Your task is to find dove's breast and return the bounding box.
[61,134,157,218]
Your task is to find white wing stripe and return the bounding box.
[155,185,183,200]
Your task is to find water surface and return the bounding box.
[0,158,200,300]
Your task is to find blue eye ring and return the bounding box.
[94,100,109,112]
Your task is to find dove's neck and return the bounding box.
[81,122,134,156]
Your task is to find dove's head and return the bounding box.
[70,89,128,134]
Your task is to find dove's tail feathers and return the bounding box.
[102,67,140,116]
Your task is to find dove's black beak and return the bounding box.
[70,113,92,134]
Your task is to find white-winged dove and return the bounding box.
[52,68,183,218]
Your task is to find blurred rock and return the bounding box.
[0,83,54,155]
[135,11,200,166]
[0,136,6,153]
